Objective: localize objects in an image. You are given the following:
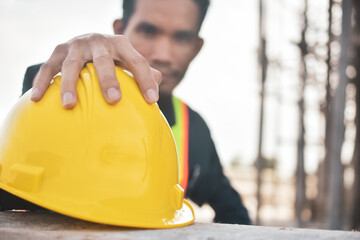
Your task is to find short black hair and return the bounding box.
[122,0,210,32]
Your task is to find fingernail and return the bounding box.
[145,89,158,103]
[62,92,74,106]
[107,87,121,101]
[31,88,40,100]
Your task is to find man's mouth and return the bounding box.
[151,65,173,79]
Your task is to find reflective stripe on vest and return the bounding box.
[171,96,189,194]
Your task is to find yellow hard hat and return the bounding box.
[0,63,195,228]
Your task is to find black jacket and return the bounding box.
[0,64,251,225]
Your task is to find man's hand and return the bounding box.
[30,33,162,109]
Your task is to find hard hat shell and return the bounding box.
[0,63,195,228]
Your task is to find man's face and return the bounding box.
[120,0,203,95]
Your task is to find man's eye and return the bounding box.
[139,26,156,36]
[174,33,194,43]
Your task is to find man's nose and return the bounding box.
[151,37,174,65]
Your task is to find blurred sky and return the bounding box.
[0,0,313,178]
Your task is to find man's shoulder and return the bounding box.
[184,103,212,141]
[24,63,42,79]
[22,63,43,95]
[182,102,208,126]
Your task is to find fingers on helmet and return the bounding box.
[92,49,121,104]
[31,43,68,101]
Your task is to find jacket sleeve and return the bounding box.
[204,142,251,224]
[186,110,251,225]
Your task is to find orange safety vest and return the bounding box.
[171,96,189,195]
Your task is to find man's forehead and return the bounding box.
[132,0,200,31]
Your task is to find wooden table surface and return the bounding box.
[0,212,359,240]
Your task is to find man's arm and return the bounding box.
[0,189,46,211]
[206,147,251,224]
[186,110,251,225]
[190,141,251,224]
[29,33,162,108]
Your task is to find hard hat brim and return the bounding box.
[0,185,195,228]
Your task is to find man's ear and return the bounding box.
[193,37,204,58]
[113,19,123,35]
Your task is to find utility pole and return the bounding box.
[255,0,267,225]
[325,0,351,230]
[317,0,334,224]
[295,0,308,228]
[351,0,360,230]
